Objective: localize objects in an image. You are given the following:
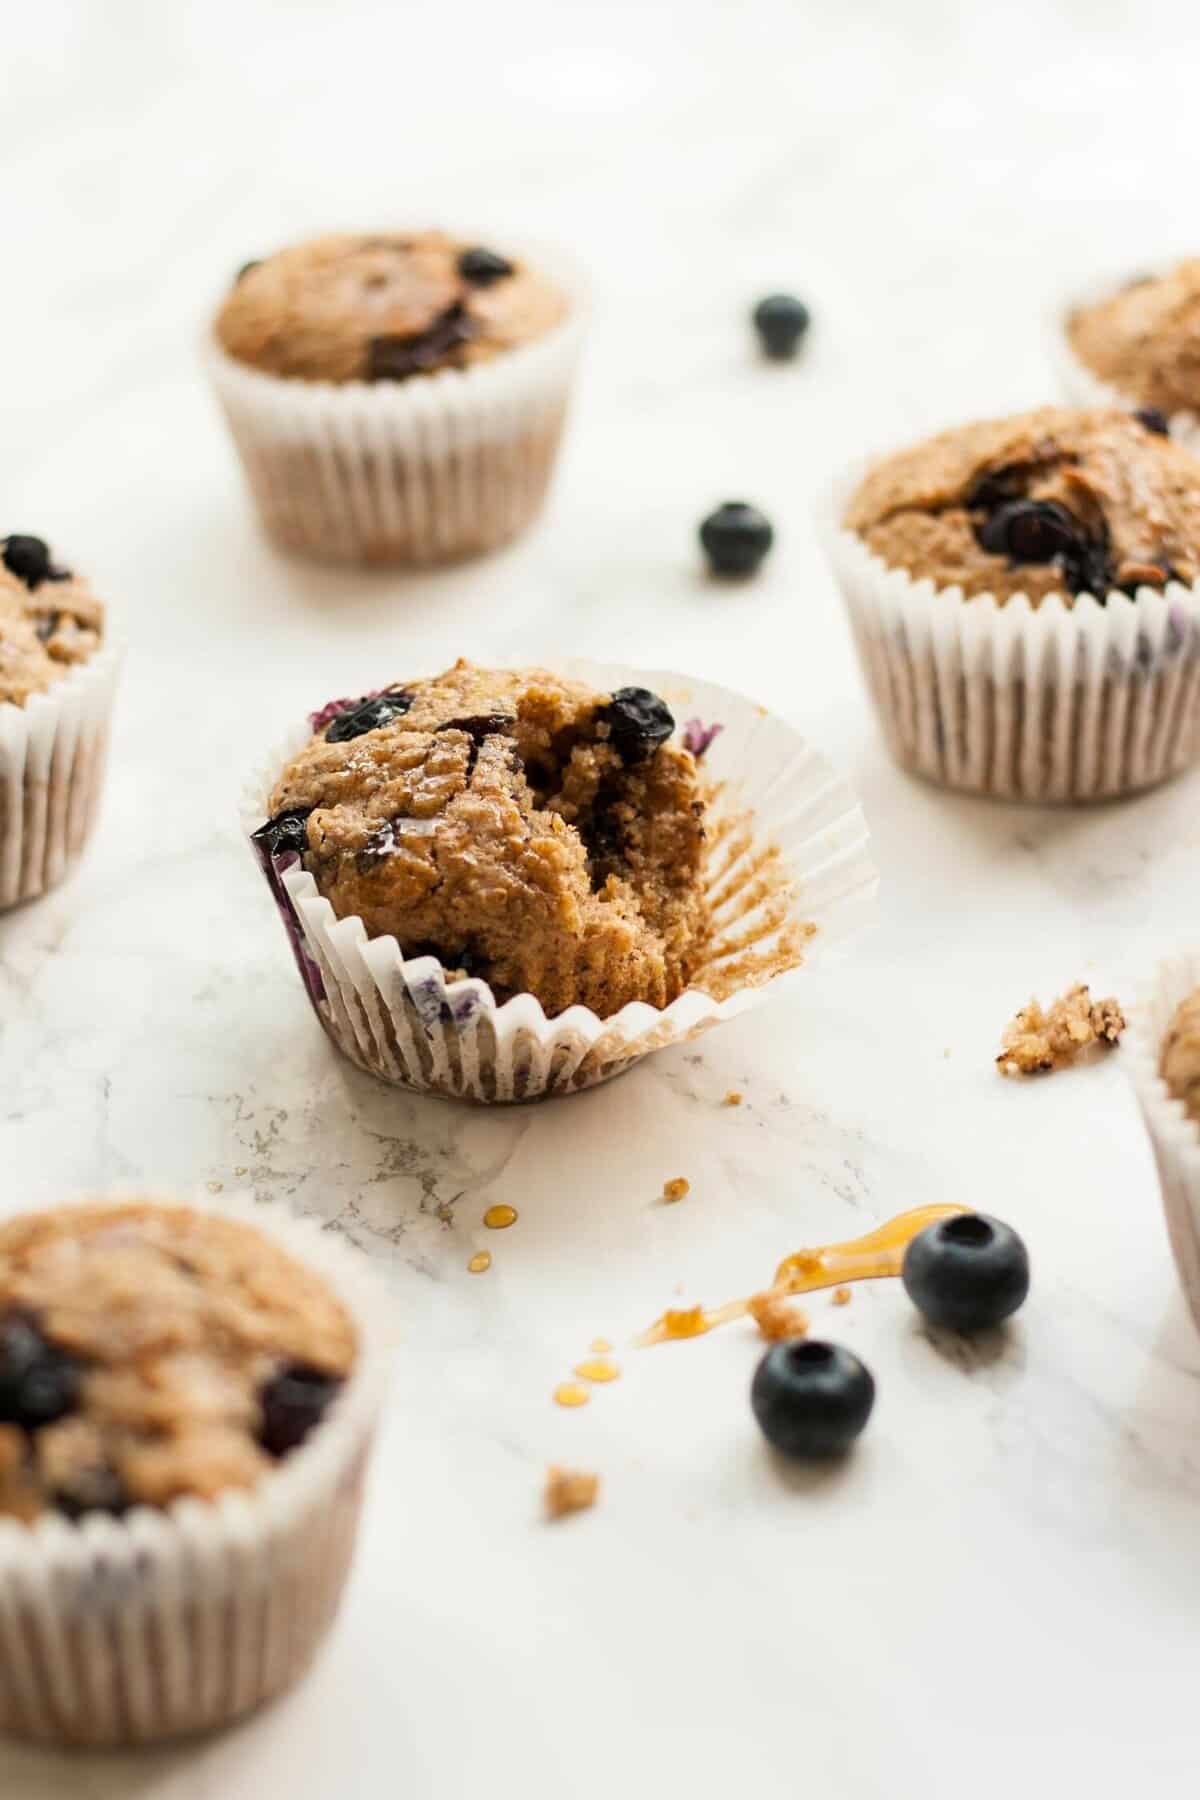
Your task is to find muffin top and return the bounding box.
[0,535,104,708]
[215,232,568,383]
[1068,263,1200,417]
[257,660,709,1019]
[0,1201,355,1522]
[1161,987,1200,1128]
[843,406,1200,603]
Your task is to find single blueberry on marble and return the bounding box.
[752,293,810,359]
[751,1340,875,1458]
[902,1212,1029,1333]
[699,502,774,577]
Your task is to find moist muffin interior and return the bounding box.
[0,1202,355,1521]
[0,536,104,707]
[1068,262,1200,418]
[215,231,568,384]
[261,661,710,1018]
[1161,987,1200,1127]
[843,406,1200,603]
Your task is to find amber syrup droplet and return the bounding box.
[483,1204,518,1230]
[553,1382,591,1408]
[574,1358,619,1383]
[589,1337,612,1354]
[468,1252,491,1274]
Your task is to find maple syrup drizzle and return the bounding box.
[483,1204,518,1230]
[467,1251,491,1274]
[574,1357,619,1383]
[635,1204,966,1347]
[553,1382,591,1408]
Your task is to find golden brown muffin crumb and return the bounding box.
[661,1177,690,1204]
[1068,264,1200,417]
[844,407,1200,603]
[997,984,1126,1076]
[832,1286,852,1307]
[748,1292,810,1342]
[0,554,104,709]
[216,232,567,384]
[544,1466,599,1520]
[0,1202,356,1520]
[722,1090,743,1107]
[1161,987,1200,1125]
[265,661,710,1020]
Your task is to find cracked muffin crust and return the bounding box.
[843,407,1200,604]
[1161,987,1200,1127]
[260,661,710,1019]
[0,536,104,709]
[215,231,568,384]
[0,1202,355,1522]
[1068,263,1200,418]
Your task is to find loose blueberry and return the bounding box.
[251,807,313,862]
[325,688,414,743]
[0,1314,80,1429]
[752,293,810,360]
[699,502,774,577]
[458,246,515,286]
[2,535,69,590]
[258,1362,343,1458]
[1135,408,1170,437]
[751,1340,875,1458]
[597,687,675,764]
[902,1212,1030,1333]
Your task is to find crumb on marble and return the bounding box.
[748,1291,810,1341]
[662,1177,690,1204]
[544,1466,600,1520]
[832,1286,852,1308]
[997,984,1126,1076]
[722,1090,743,1107]
[205,1180,223,1194]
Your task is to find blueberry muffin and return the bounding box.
[0,1200,355,1521]
[1067,263,1200,420]
[256,661,709,1018]
[843,406,1200,604]
[1161,987,1200,1128]
[208,231,582,565]
[0,534,104,708]
[216,231,568,384]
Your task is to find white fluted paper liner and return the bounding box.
[819,462,1200,802]
[0,647,121,909]
[0,1188,393,1747]
[1126,954,1200,1334]
[204,246,587,567]
[240,662,878,1104]
[1050,267,1200,453]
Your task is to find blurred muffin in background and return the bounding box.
[1057,260,1200,450]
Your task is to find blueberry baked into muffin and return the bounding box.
[207,232,583,566]
[256,661,709,1019]
[0,1200,354,1521]
[1067,262,1200,422]
[216,231,568,384]
[843,406,1200,603]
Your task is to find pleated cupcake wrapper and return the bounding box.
[241,662,879,1104]
[0,1190,394,1747]
[818,463,1200,803]
[1126,954,1200,1336]
[204,247,588,567]
[0,647,122,910]
[1050,268,1200,454]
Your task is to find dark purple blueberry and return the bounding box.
[458,246,515,286]
[325,688,414,743]
[366,303,476,381]
[967,463,1034,512]
[0,1314,80,1429]
[598,687,675,763]
[902,1212,1030,1333]
[54,1466,129,1521]
[752,293,810,359]
[251,807,313,862]
[2,535,70,590]
[977,499,1080,563]
[235,259,262,284]
[1071,541,1116,599]
[1135,408,1170,437]
[751,1340,875,1458]
[699,502,774,577]
[259,1362,343,1458]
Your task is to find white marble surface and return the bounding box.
[3,1,1200,1793]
